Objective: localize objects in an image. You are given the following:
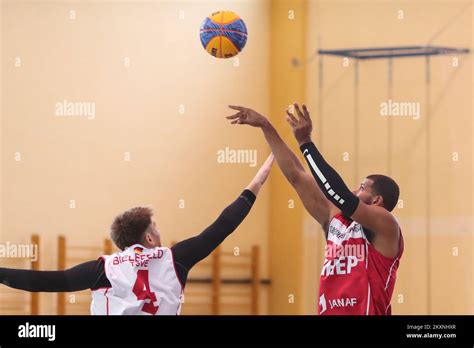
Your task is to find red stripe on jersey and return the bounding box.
[333,213,353,227]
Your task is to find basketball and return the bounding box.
[200,11,248,59]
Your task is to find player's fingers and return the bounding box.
[226,111,243,120]
[286,109,299,124]
[293,103,304,120]
[302,104,311,120]
[286,115,297,127]
[233,118,248,125]
[228,105,246,112]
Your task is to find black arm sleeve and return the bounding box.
[0,260,109,292]
[300,141,360,217]
[171,189,256,284]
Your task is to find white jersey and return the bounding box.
[91,244,183,315]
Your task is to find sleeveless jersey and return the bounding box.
[91,244,183,315]
[318,213,403,315]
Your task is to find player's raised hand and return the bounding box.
[285,103,313,146]
[226,105,269,128]
[246,153,275,195]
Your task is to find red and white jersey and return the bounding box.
[318,213,403,315]
[91,244,183,315]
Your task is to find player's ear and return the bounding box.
[143,232,152,246]
[372,195,384,207]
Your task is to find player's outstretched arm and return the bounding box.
[0,260,104,292]
[289,103,400,257]
[171,155,274,273]
[245,153,274,196]
[226,105,338,232]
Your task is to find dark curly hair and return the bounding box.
[367,174,400,212]
[110,207,153,250]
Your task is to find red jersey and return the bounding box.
[318,213,403,315]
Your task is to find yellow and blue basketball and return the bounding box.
[200,11,248,59]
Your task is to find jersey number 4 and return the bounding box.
[132,270,159,315]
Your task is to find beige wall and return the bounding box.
[305,0,473,314]
[1,0,271,314]
[267,0,308,315]
[1,0,472,315]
